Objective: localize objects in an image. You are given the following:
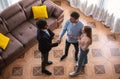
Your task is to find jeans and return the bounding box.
[64,40,79,58]
[76,48,89,72]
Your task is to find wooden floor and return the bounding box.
[1,1,120,79]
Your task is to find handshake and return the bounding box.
[53,37,61,45]
[52,38,61,47]
[56,38,61,44]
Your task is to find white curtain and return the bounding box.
[111,18,120,33]
[103,0,120,33]
[0,0,10,11]
[0,0,20,12]
[68,0,77,8]
[68,0,120,34]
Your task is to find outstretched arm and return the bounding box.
[58,20,69,43]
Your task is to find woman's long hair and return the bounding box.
[84,26,92,40]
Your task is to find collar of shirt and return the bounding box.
[42,29,50,36]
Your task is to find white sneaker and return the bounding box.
[69,71,80,76]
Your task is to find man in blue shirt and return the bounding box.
[58,11,84,61]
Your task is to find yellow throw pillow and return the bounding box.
[0,33,10,50]
[32,5,48,19]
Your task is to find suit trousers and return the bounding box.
[41,51,49,71]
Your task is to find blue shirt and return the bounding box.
[59,19,84,43]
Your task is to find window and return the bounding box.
[0,0,20,12]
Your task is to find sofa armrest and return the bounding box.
[43,0,64,18]
[57,12,64,27]
[42,0,64,28]
[57,12,64,21]
[52,4,64,18]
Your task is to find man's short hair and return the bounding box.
[70,11,80,19]
[36,19,47,29]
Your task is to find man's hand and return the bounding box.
[67,34,74,39]
[57,38,61,44]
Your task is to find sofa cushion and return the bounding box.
[43,0,55,17]
[19,0,42,19]
[0,3,27,32]
[29,17,57,30]
[1,33,24,63]
[0,56,5,69]
[32,5,48,19]
[0,3,22,20]
[0,18,8,34]
[11,22,37,46]
[6,11,26,31]
[0,33,10,50]
[46,17,57,30]
[28,18,37,26]
[19,0,40,8]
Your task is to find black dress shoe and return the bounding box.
[46,61,53,66]
[60,55,67,61]
[42,69,52,75]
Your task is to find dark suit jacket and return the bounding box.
[37,29,58,53]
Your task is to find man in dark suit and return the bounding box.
[36,19,58,75]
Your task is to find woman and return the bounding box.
[69,26,92,76]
